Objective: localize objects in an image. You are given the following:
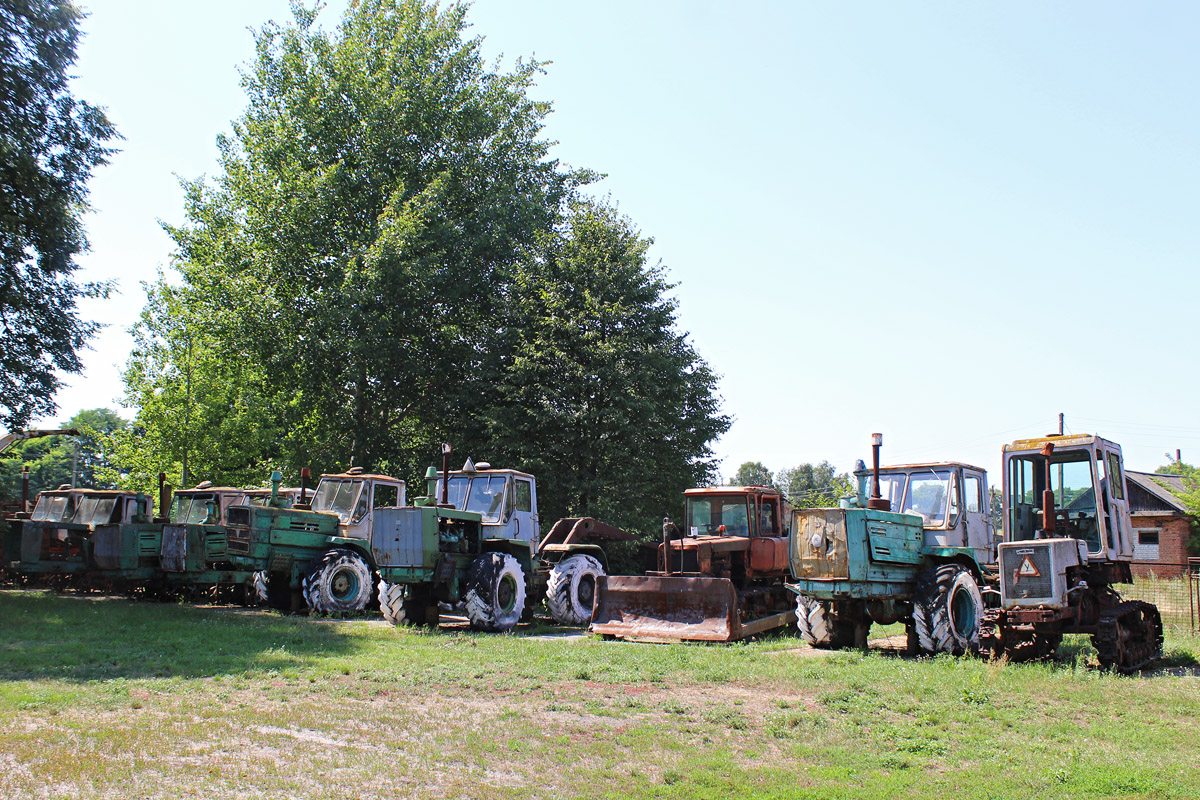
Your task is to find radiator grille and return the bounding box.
[226,527,250,554]
[1001,545,1054,600]
[226,506,250,527]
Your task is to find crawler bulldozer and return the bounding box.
[591,485,796,642]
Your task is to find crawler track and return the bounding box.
[1093,600,1163,674]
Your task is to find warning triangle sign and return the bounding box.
[1017,556,1041,577]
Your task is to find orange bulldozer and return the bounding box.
[591,485,796,642]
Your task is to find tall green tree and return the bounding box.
[484,200,730,532]
[775,460,852,508]
[0,407,126,500]
[121,0,587,484]
[730,461,773,488]
[0,1,117,428]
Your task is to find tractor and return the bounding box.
[15,487,159,590]
[224,468,405,613]
[158,481,307,603]
[373,452,633,632]
[590,484,796,642]
[1,428,80,579]
[983,434,1163,672]
[785,435,994,655]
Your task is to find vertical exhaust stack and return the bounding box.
[1041,442,1056,535]
[867,433,891,511]
[440,443,452,507]
[300,467,310,504]
[158,472,172,522]
[21,466,30,514]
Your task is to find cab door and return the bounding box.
[511,476,539,546]
[961,468,992,564]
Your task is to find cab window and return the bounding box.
[515,480,532,513]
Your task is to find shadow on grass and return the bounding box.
[0,589,358,682]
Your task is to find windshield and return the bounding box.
[169,493,221,524]
[901,469,952,527]
[687,496,750,536]
[31,494,74,522]
[435,475,509,523]
[312,479,364,524]
[71,497,118,526]
[875,473,908,513]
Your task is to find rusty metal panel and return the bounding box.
[591,575,739,641]
[749,536,789,573]
[790,509,850,579]
[92,526,127,570]
[161,525,187,572]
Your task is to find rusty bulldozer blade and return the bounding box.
[590,575,796,643]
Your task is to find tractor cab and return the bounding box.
[20,488,153,571]
[1002,434,1133,563]
[869,462,994,564]
[310,468,406,540]
[435,459,539,546]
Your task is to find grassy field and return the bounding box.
[2,589,1199,800]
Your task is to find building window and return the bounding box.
[1134,528,1160,561]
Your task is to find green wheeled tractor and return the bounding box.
[225,468,405,613]
[374,450,632,632]
[786,434,995,655]
[159,482,308,603]
[983,434,1162,672]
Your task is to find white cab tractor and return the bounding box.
[984,434,1163,671]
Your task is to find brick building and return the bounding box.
[1125,470,1194,578]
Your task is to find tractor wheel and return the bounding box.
[379,581,438,627]
[252,571,269,605]
[265,571,299,612]
[465,553,526,632]
[913,564,983,656]
[545,554,604,625]
[301,548,374,614]
[796,595,859,649]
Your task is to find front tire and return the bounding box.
[913,564,983,655]
[301,548,374,614]
[465,553,526,632]
[545,554,604,625]
[379,581,438,627]
[796,595,860,649]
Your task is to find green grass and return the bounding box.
[2,589,1199,799]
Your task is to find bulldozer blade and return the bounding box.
[591,575,793,643]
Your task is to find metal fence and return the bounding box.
[1122,561,1199,631]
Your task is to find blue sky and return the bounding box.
[40,1,1200,483]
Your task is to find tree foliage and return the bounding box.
[116,1,729,536]
[483,199,729,531]
[0,1,117,428]
[0,408,126,501]
[729,461,773,488]
[775,461,853,508]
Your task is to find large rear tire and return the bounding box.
[796,595,860,649]
[545,554,604,625]
[465,553,526,632]
[301,548,374,614]
[379,581,439,627]
[913,564,983,655]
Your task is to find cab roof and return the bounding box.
[38,489,149,498]
[880,462,988,474]
[449,468,535,481]
[683,485,783,497]
[1004,434,1117,455]
[319,472,404,483]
